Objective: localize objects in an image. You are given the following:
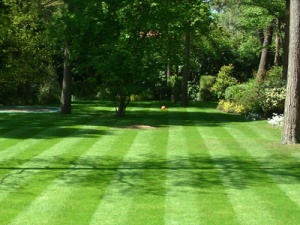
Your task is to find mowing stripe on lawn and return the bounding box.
[2,102,300,225]
[54,126,148,224]
[225,124,300,223]
[207,111,300,224]
[186,107,238,225]
[3,114,137,224]
[0,116,106,202]
[8,115,143,225]
[0,114,94,163]
[0,115,77,149]
[200,129,277,225]
[163,107,204,225]
[44,129,141,225]
[0,114,102,185]
[89,107,161,225]
[123,110,169,225]
[190,108,278,225]
[89,131,153,224]
[0,115,38,142]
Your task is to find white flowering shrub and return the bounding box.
[259,87,286,114]
[268,113,284,127]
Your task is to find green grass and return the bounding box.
[1,101,300,225]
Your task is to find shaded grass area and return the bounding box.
[0,101,300,224]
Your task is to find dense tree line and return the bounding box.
[1,0,299,143]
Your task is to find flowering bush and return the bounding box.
[259,87,286,115]
[268,113,284,127]
[217,100,248,114]
[258,66,286,115]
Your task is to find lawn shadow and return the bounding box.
[0,112,117,139]
[1,154,299,197]
[116,101,245,129]
[0,101,245,139]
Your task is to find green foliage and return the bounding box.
[225,81,258,107]
[221,80,259,114]
[193,24,237,76]
[130,90,154,101]
[0,0,60,105]
[258,86,286,115]
[220,66,286,116]
[199,75,216,101]
[0,0,287,116]
[169,76,182,103]
[224,84,246,102]
[217,99,249,114]
[265,66,284,83]
[188,81,200,101]
[211,64,238,99]
[257,67,286,115]
[37,82,60,105]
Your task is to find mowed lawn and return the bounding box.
[1,101,300,225]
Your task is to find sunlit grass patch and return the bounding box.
[0,101,300,225]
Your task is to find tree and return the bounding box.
[181,28,191,106]
[60,43,72,114]
[256,25,273,81]
[101,1,164,116]
[64,0,164,116]
[281,0,300,144]
[0,0,59,105]
[282,0,290,81]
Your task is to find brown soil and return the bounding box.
[119,124,155,129]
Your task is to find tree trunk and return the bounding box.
[115,95,130,117]
[181,31,190,106]
[281,0,300,144]
[282,0,290,81]
[258,29,264,46]
[256,25,273,82]
[172,65,180,103]
[60,43,72,114]
[167,62,171,86]
[274,19,281,67]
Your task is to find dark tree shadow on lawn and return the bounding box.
[0,101,245,139]
[0,113,116,139]
[1,154,299,197]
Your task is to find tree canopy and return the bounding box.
[2,0,300,143]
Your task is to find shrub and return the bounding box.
[230,80,260,112]
[258,87,286,115]
[37,83,60,105]
[199,75,216,101]
[217,99,248,114]
[224,83,247,102]
[211,64,238,99]
[130,89,154,101]
[221,80,260,114]
[257,66,286,115]
[217,66,286,117]
[266,66,283,81]
[188,81,200,101]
